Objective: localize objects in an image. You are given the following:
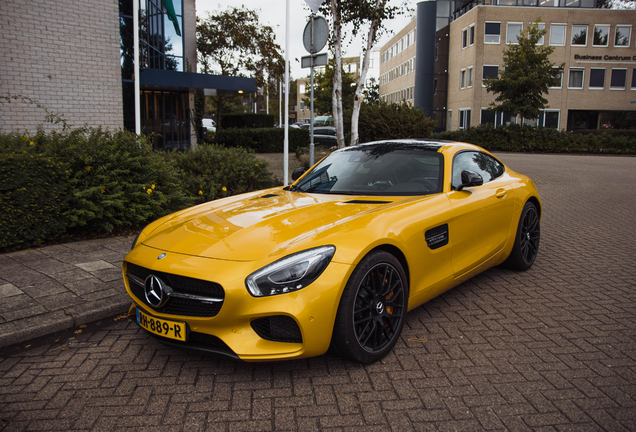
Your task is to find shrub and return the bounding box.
[357,102,435,143]
[432,124,636,154]
[168,145,280,203]
[215,127,309,153]
[0,153,68,252]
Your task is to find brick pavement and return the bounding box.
[1,153,635,431]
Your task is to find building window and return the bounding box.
[610,69,627,90]
[506,23,522,44]
[539,110,560,129]
[469,24,475,45]
[632,69,636,89]
[589,68,605,89]
[481,108,495,125]
[485,22,501,44]
[482,65,499,85]
[462,28,468,48]
[467,67,473,88]
[550,68,563,88]
[141,0,185,72]
[593,25,610,46]
[448,110,452,131]
[434,78,438,95]
[537,23,545,45]
[459,109,471,129]
[615,25,631,47]
[460,69,466,89]
[571,25,587,46]
[550,24,566,46]
[435,43,439,60]
[568,68,584,89]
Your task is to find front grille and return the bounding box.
[126,262,224,317]
[149,330,238,359]
[251,316,303,343]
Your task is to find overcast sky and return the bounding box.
[196,0,417,80]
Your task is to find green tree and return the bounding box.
[196,7,285,129]
[484,19,563,121]
[363,77,380,105]
[303,60,357,118]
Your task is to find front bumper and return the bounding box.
[123,244,352,361]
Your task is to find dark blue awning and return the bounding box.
[140,69,256,95]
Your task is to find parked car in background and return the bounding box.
[312,126,337,147]
[313,115,334,126]
[202,118,216,132]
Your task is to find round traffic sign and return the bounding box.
[303,16,328,54]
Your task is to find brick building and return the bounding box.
[0,0,255,149]
[379,1,636,131]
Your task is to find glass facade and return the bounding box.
[119,0,190,149]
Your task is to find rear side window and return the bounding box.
[452,151,504,190]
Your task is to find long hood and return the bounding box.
[141,189,403,262]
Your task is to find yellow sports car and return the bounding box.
[123,140,541,363]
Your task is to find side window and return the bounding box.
[452,151,505,190]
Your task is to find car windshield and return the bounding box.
[295,143,444,196]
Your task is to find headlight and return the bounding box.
[245,246,336,297]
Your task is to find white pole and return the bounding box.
[284,0,290,184]
[133,0,141,134]
[279,81,282,126]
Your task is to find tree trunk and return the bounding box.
[330,0,345,148]
[350,8,380,147]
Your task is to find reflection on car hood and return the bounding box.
[141,188,402,261]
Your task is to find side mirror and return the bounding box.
[291,167,307,181]
[457,170,483,191]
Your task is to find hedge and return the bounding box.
[215,127,309,153]
[0,128,280,252]
[432,124,636,154]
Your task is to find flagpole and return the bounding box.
[284,0,290,185]
[133,0,141,135]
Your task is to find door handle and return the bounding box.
[496,188,507,198]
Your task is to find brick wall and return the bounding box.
[0,0,123,133]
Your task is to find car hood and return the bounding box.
[141,188,405,262]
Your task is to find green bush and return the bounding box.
[0,153,68,251]
[220,113,275,129]
[215,127,309,153]
[167,145,280,204]
[432,124,636,154]
[357,102,435,143]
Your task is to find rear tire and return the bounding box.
[331,251,408,363]
[502,201,540,271]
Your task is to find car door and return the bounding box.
[447,151,514,277]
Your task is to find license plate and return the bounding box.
[136,308,187,342]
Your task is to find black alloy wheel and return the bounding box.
[502,201,540,271]
[331,251,408,363]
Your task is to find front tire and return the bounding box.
[502,201,540,271]
[331,251,408,363]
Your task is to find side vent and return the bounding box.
[261,194,278,198]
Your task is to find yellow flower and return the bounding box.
[29,141,34,146]
[198,190,203,195]
[255,163,259,167]
[101,190,105,194]
[147,189,152,194]
[23,135,28,140]
[222,187,227,192]
[151,184,155,189]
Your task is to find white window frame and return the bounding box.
[506,22,523,45]
[462,27,468,49]
[469,24,475,46]
[610,68,627,90]
[593,24,610,47]
[485,22,501,44]
[460,69,466,89]
[588,68,606,90]
[539,110,561,129]
[459,108,471,130]
[537,23,545,45]
[614,25,632,47]
[467,67,473,88]
[550,68,563,89]
[482,65,499,87]
[632,68,636,90]
[568,68,585,89]
[550,23,567,46]
[571,25,588,47]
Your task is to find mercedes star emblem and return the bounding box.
[158,253,167,260]
[144,275,167,308]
